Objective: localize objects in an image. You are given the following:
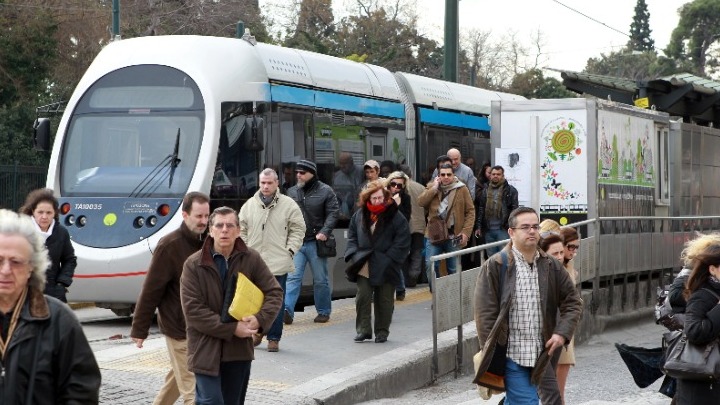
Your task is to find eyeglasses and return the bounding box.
[439,173,453,177]
[0,257,30,271]
[389,182,404,189]
[566,243,580,251]
[212,222,238,230]
[295,170,307,175]
[511,224,541,232]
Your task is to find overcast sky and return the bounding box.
[260,0,689,72]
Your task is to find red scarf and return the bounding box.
[366,201,388,223]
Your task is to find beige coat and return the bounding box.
[239,190,306,276]
[417,180,475,240]
[405,179,427,234]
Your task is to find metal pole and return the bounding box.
[430,256,438,382]
[112,0,120,39]
[236,21,245,39]
[443,0,459,82]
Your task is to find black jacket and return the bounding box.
[668,267,690,313]
[1,287,101,405]
[287,177,339,242]
[475,180,519,232]
[43,224,77,301]
[344,203,410,287]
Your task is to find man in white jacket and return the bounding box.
[239,168,306,352]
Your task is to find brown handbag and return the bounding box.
[427,217,449,245]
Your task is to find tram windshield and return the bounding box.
[59,65,204,197]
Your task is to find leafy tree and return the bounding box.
[584,50,682,80]
[508,69,575,99]
[628,0,655,51]
[282,0,335,53]
[666,0,720,76]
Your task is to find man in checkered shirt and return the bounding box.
[474,207,582,405]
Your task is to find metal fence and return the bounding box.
[0,164,47,211]
[428,216,720,381]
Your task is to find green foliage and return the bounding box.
[584,50,683,80]
[628,0,655,51]
[508,69,575,99]
[666,0,720,76]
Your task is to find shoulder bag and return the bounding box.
[663,288,720,380]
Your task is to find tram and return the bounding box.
[35,35,522,314]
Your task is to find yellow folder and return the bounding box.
[228,273,264,320]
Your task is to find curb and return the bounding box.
[69,302,95,310]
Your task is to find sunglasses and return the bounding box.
[566,244,580,251]
[439,173,453,177]
[389,182,404,189]
[295,170,307,175]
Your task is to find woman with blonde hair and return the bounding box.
[344,180,410,343]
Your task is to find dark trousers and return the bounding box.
[537,348,563,405]
[356,277,395,338]
[195,360,252,404]
[266,274,287,341]
[402,233,425,287]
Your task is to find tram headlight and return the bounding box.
[60,203,71,215]
[148,216,157,227]
[66,215,76,226]
[134,217,145,228]
[158,204,170,217]
[77,216,87,227]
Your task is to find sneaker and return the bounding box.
[396,291,406,301]
[283,309,293,325]
[267,340,279,352]
[314,314,330,323]
[252,333,263,347]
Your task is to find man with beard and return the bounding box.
[284,159,340,324]
[475,165,519,256]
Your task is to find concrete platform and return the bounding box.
[91,285,480,404]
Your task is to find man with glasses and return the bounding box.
[284,159,340,324]
[181,206,283,404]
[131,192,210,405]
[419,163,475,281]
[239,169,305,352]
[430,149,477,199]
[475,165,519,256]
[474,207,582,405]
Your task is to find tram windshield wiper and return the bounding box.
[168,128,182,188]
[129,128,182,198]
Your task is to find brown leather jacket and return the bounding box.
[473,243,582,384]
[180,236,282,376]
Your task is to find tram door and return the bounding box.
[366,134,386,163]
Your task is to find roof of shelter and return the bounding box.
[556,69,720,127]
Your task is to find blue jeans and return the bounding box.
[266,274,287,341]
[504,358,539,405]
[195,360,252,404]
[425,238,458,281]
[285,240,331,318]
[485,229,510,256]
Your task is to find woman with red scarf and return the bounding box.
[344,180,411,343]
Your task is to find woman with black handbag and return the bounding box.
[673,240,720,404]
[344,180,410,343]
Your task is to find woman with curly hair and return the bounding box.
[20,188,77,302]
[344,180,410,343]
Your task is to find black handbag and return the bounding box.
[663,289,720,380]
[316,235,337,258]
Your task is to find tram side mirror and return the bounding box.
[33,118,51,152]
[244,116,264,151]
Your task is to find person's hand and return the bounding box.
[132,337,144,349]
[316,233,327,241]
[545,333,566,356]
[433,176,441,190]
[460,234,469,246]
[234,316,260,338]
[474,229,482,238]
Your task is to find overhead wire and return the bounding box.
[550,0,631,38]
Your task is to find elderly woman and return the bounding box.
[675,239,720,404]
[0,209,100,403]
[20,188,77,302]
[344,180,410,343]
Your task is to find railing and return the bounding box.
[0,164,47,211]
[428,215,720,381]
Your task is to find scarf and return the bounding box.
[485,181,505,221]
[437,178,463,220]
[31,217,54,242]
[366,201,388,223]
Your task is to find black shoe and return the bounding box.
[375,336,387,343]
[314,314,330,323]
[396,291,405,301]
[283,309,293,325]
[354,333,372,342]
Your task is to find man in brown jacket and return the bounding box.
[418,162,475,280]
[181,206,283,404]
[130,191,209,405]
[473,207,582,405]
